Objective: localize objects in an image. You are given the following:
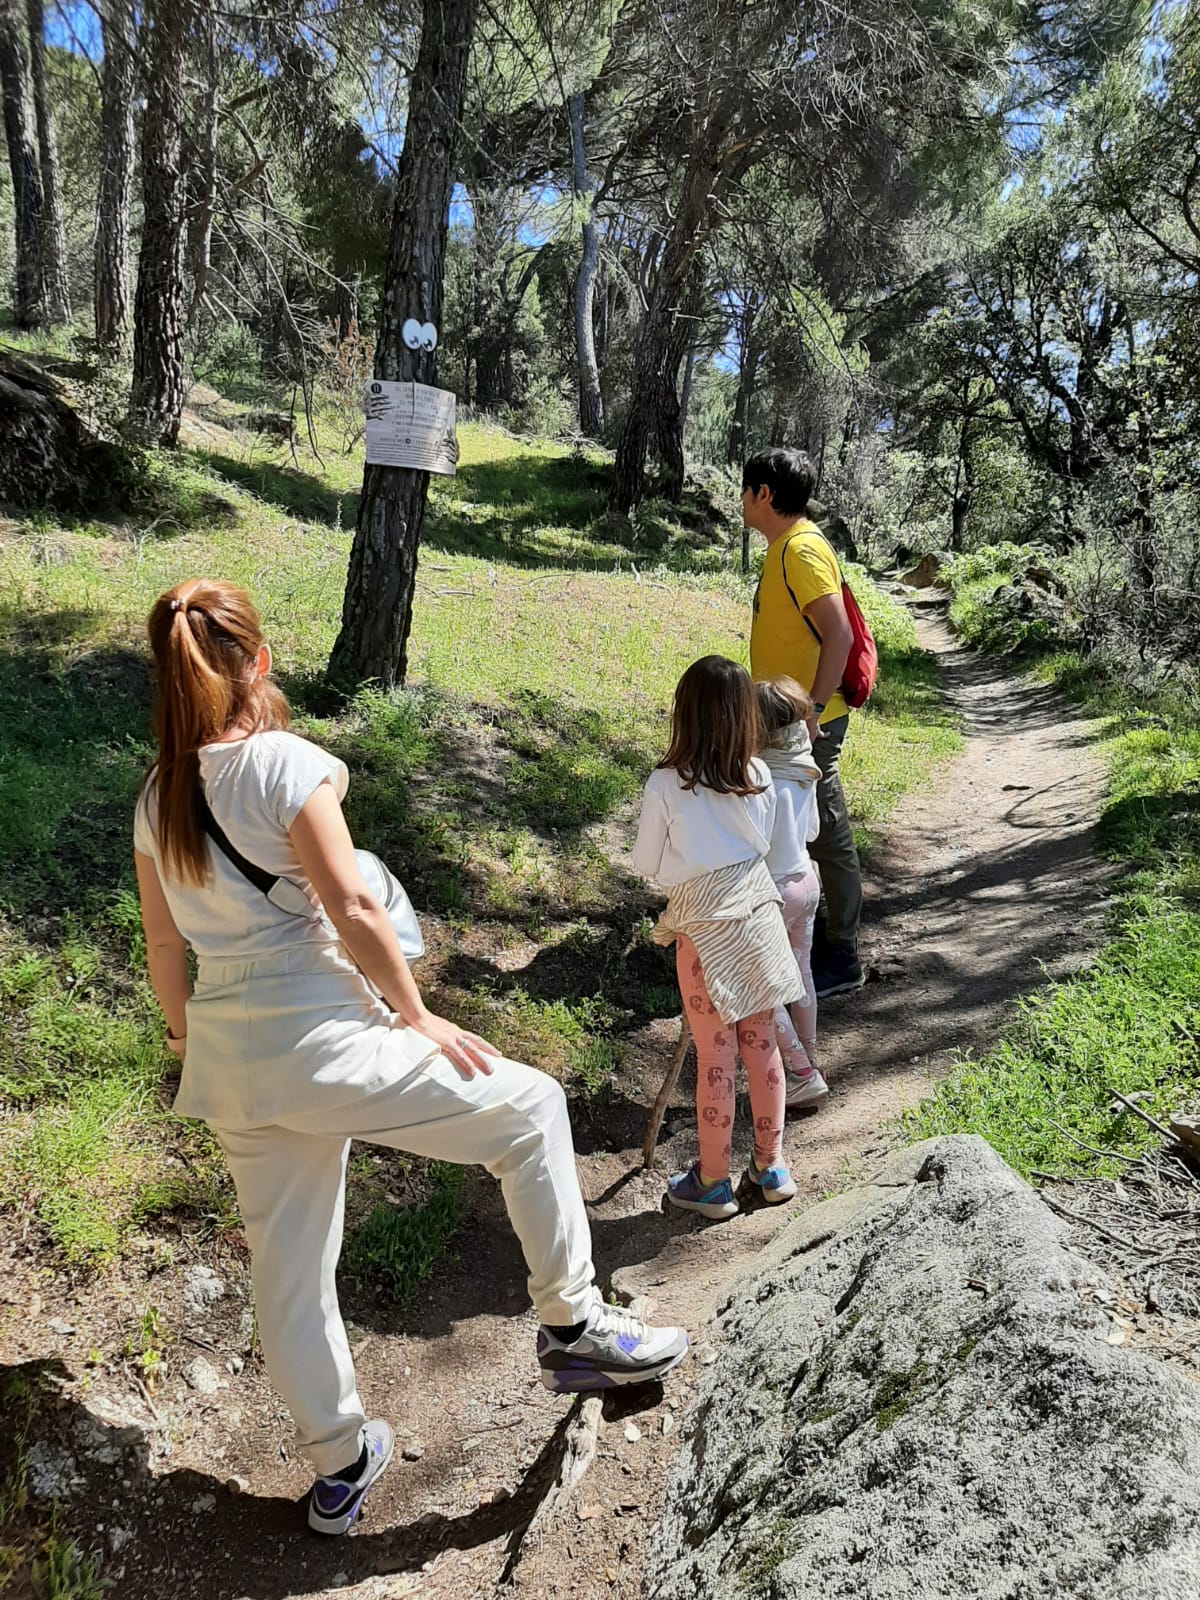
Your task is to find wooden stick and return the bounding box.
[1040,1193,1159,1255]
[1044,1115,1142,1165]
[1111,1090,1174,1139]
[643,1014,692,1170]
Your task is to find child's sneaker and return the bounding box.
[307,1419,394,1535]
[666,1162,739,1219]
[785,1065,829,1108]
[744,1158,798,1204]
[537,1290,688,1392]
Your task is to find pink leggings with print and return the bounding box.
[774,868,820,1073]
[676,935,785,1182]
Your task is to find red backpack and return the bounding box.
[780,529,878,709]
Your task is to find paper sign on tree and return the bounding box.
[363,381,458,475]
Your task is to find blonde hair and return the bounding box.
[756,676,814,746]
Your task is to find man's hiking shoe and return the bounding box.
[538,1292,688,1392]
[744,1159,798,1204]
[666,1162,739,1220]
[785,1065,829,1108]
[812,946,864,999]
[307,1419,394,1535]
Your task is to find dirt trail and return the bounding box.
[1,599,1116,1600]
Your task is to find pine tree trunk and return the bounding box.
[94,0,135,346]
[25,0,67,321]
[328,0,479,690]
[569,91,603,437]
[0,0,43,328]
[611,114,728,511]
[129,0,188,447]
[187,6,218,323]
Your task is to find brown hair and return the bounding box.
[660,655,765,795]
[144,579,290,884]
[756,676,814,745]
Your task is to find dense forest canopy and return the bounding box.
[1,0,1196,690]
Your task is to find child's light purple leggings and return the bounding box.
[774,868,820,1072]
[675,935,785,1181]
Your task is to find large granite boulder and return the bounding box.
[647,1135,1200,1600]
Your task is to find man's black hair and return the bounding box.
[742,448,815,517]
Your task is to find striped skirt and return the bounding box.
[652,858,803,1025]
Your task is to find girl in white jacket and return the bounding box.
[633,655,803,1219]
[756,677,828,1107]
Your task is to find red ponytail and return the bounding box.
[144,579,290,884]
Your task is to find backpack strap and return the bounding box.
[196,785,279,897]
[780,532,824,645]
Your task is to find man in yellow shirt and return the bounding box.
[744,448,864,997]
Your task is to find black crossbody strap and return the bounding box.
[197,786,279,897]
[781,534,823,645]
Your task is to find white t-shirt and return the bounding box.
[765,775,819,881]
[133,730,348,960]
[632,760,775,888]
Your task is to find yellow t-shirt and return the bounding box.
[750,521,849,725]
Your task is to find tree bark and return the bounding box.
[25,0,67,321]
[187,3,219,323]
[569,91,603,437]
[0,0,43,328]
[611,95,736,511]
[130,0,189,446]
[328,0,479,689]
[94,0,135,346]
[23,0,65,322]
[728,294,761,466]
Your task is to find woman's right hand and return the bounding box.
[407,1011,500,1079]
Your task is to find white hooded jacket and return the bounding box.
[759,720,821,881]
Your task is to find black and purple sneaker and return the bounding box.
[537,1291,689,1393]
[307,1419,394,1535]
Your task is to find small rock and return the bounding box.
[661,1413,675,1436]
[226,1475,249,1495]
[578,1503,603,1520]
[332,1571,348,1587]
[226,1355,244,1376]
[699,1346,718,1366]
[183,1265,226,1315]
[47,1317,77,1337]
[185,1356,221,1395]
[26,1442,83,1499]
[623,1421,642,1443]
[402,1441,425,1461]
[190,1494,216,1514]
[107,1527,133,1555]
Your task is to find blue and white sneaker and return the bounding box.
[666,1162,739,1220]
[743,1159,798,1205]
[307,1419,394,1535]
[538,1290,689,1393]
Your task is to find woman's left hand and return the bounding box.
[408,1012,500,1079]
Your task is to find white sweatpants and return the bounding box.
[213,1053,595,1475]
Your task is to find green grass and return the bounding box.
[907,557,1200,1177]
[0,1367,104,1599]
[341,1162,466,1305]
[0,396,958,1263]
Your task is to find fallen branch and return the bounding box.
[524,1395,603,1539]
[1040,1192,1159,1255]
[643,1014,692,1169]
[1044,1115,1142,1166]
[1111,1091,1173,1139]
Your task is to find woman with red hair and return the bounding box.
[134,579,686,1536]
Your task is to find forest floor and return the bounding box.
[0,595,1122,1600]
